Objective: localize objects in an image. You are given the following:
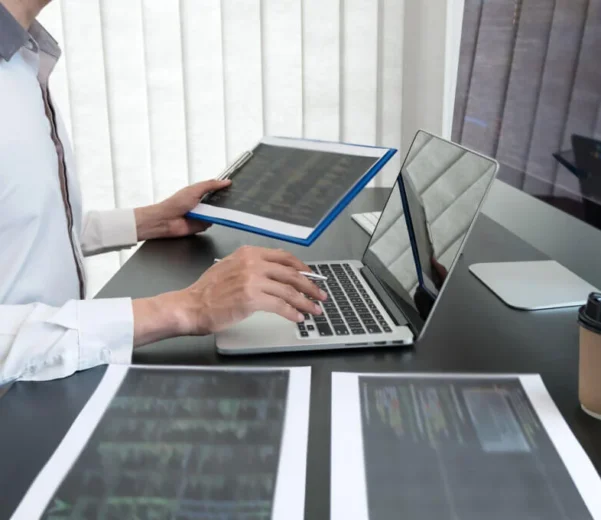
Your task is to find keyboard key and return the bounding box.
[300,331,309,337]
[303,313,310,320]
[334,325,350,336]
[367,325,382,334]
[346,317,360,324]
[298,324,306,331]
[363,319,376,326]
[314,316,327,323]
[342,311,357,318]
[307,324,315,331]
[316,323,333,336]
[330,318,345,325]
[351,327,366,335]
[383,326,392,333]
[359,313,372,320]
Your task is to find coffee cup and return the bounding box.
[578,292,601,419]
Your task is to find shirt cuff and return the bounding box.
[81,209,138,255]
[77,298,134,370]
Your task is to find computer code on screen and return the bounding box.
[204,144,377,228]
[359,376,592,520]
[41,368,289,520]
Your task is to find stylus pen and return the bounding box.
[213,258,328,281]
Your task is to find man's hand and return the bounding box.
[131,246,327,346]
[134,179,232,241]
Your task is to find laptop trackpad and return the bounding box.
[216,312,298,351]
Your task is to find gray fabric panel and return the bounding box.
[461,0,518,157]
[496,1,556,185]
[452,0,483,143]
[554,0,601,197]
[524,0,589,195]
[454,0,601,200]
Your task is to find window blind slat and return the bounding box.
[61,0,115,210]
[378,0,404,184]
[554,0,601,197]
[142,0,189,201]
[341,0,379,145]
[99,0,153,210]
[222,0,264,161]
[461,1,519,158]
[181,0,227,183]
[523,0,589,195]
[302,0,341,141]
[496,0,555,178]
[262,0,303,138]
[453,0,483,144]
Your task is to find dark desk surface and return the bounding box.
[1,187,600,519]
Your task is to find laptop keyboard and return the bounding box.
[297,263,393,338]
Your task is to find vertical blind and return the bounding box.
[38,0,405,296]
[453,0,601,199]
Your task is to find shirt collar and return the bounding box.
[0,2,60,61]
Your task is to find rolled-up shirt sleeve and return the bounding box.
[81,209,138,256]
[0,298,133,384]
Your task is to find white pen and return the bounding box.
[213,258,328,281]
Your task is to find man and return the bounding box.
[0,0,326,384]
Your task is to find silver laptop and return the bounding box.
[217,131,499,354]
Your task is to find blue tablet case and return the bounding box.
[187,144,397,247]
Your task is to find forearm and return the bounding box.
[134,205,168,242]
[132,291,189,347]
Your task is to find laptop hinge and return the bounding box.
[360,267,406,327]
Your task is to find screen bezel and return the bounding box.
[361,130,500,341]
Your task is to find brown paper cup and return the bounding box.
[579,326,601,419]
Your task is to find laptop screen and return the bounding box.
[362,131,498,336]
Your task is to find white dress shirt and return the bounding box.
[0,11,136,384]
